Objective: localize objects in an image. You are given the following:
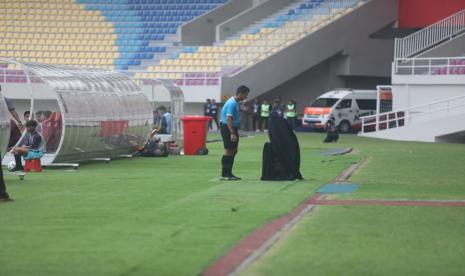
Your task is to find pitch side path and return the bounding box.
[203,193,465,276]
[204,136,465,276]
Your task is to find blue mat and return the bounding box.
[318,183,359,194]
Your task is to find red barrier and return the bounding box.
[399,0,465,28]
[98,120,129,137]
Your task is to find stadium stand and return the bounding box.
[79,0,227,70]
[0,0,227,70]
[0,0,117,70]
[136,0,363,81]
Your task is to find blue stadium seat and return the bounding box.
[81,0,228,68]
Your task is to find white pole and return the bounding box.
[376,86,381,132]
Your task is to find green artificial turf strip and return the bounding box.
[326,134,465,200]
[240,134,465,276]
[241,205,465,276]
[0,133,356,276]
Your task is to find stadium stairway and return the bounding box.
[396,8,465,60]
[136,0,396,97]
[78,0,228,70]
[136,0,354,80]
[359,8,465,143]
[220,1,311,42]
[0,0,227,71]
[221,0,397,99]
[360,95,465,143]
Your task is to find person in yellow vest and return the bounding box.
[260,99,271,132]
[285,99,297,129]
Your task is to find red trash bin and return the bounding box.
[181,116,212,155]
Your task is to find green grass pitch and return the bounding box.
[1,133,465,275]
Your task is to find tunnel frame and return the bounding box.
[0,58,154,166]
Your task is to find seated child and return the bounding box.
[11,120,46,171]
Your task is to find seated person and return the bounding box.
[323,117,339,143]
[11,120,46,171]
[154,106,172,135]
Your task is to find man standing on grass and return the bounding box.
[220,85,249,180]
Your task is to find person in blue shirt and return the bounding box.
[157,106,172,134]
[220,85,250,180]
[11,120,46,172]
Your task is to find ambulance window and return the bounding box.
[311,98,338,107]
[336,99,352,109]
[356,99,376,110]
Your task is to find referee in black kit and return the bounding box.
[219,85,249,180]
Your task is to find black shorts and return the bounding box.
[221,124,239,150]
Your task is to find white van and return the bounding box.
[302,89,377,133]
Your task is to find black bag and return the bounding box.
[261,142,292,180]
[261,115,303,181]
[142,139,168,157]
[323,132,339,143]
[261,142,273,180]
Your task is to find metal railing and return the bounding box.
[393,56,465,76]
[220,0,365,75]
[126,70,223,87]
[394,9,465,59]
[361,94,465,133]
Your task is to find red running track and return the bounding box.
[203,193,465,276]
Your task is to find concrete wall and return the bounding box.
[180,0,254,46]
[183,103,206,116]
[217,0,294,41]
[436,130,465,143]
[255,56,344,114]
[398,0,465,28]
[392,83,465,110]
[254,55,390,115]
[390,29,465,116]
[1,83,59,121]
[419,32,465,58]
[360,111,465,143]
[222,0,398,101]
[141,84,221,104]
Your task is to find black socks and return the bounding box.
[0,167,9,199]
[221,155,235,177]
[14,154,24,171]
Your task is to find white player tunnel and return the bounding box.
[0,90,10,160]
[0,58,153,166]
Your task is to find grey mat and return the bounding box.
[319,147,353,156]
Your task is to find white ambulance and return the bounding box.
[302,89,377,133]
